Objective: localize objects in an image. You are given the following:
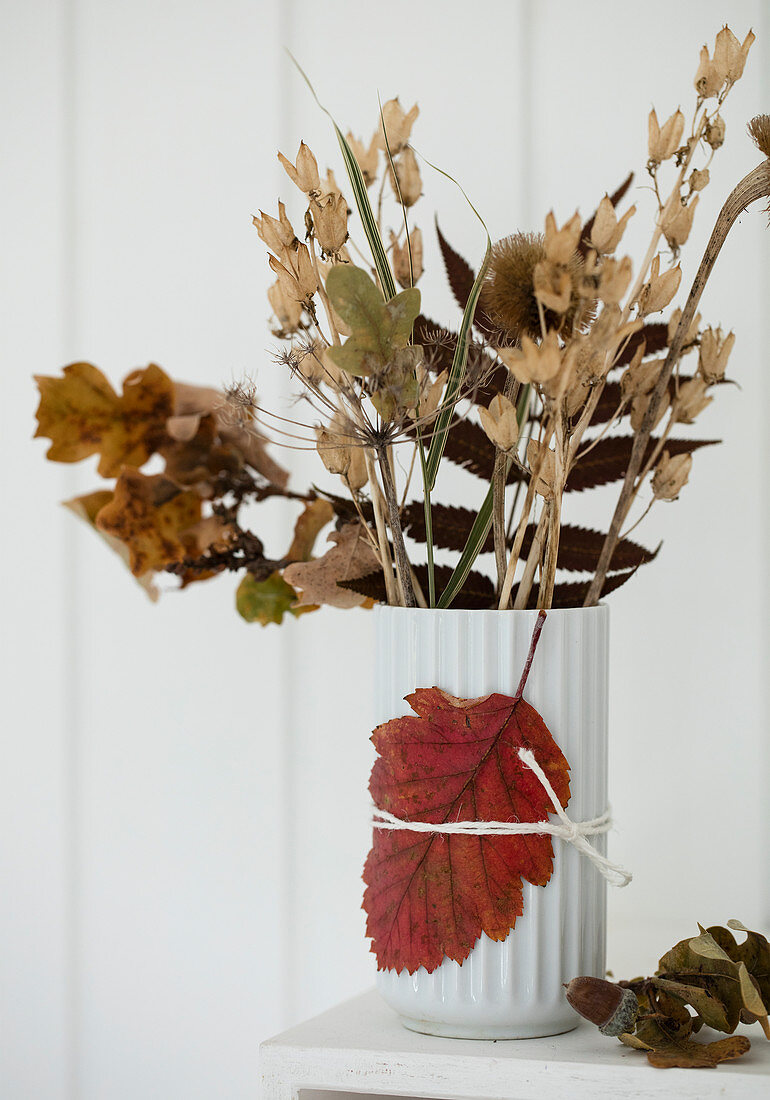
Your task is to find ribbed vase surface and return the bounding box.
[372,605,609,1039]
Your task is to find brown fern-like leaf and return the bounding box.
[613,322,669,368]
[440,417,520,482]
[435,222,500,340]
[512,568,639,609]
[340,563,496,609]
[403,502,495,554]
[567,436,719,493]
[403,503,657,573]
[436,220,476,312]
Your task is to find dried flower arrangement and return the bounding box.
[34,26,770,623]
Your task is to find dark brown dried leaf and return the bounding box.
[568,436,719,493]
[403,503,657,573]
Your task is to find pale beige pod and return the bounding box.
[372,604,609,1040]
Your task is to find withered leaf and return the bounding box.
[235,571,315,626]
[341,563,496,609]
[568,435,719,493]
[325,265,420,378]
[434,225,500,342]
[402,503,657,573]
[35,362,174,477]
[95,469,201,576]
[64,489,160,601]
[286,500,334,562]
[645,1029,750,1070]
[283,523,380,609]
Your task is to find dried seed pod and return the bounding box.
[699,326,735,383]
[346,131,379,186]
[638,255,682,315]
[648,108,685,163]
[705,115,726,150]
[479,393,520,454]
[390,227,424,288]
[278,142,321,196]
[652,450,693,500]
[377,98,419,154]
[564,976,639,1037]
[389,147,422,207]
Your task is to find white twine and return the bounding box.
[371,747,632,887]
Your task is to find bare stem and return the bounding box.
[378,445,416,606]
[513,505,548,610]
[493,375,519,594]
[364,448,398,605]
[585,158,770,606]
[538,407,566,610]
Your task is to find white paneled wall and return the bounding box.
[2,1,768,1097]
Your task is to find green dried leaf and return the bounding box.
[236,571,315,626]
[325,265,420,378]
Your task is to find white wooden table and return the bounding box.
[260,989,769,1100]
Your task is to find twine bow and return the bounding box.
[371,746,632,887]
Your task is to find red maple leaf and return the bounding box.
[363,613,571,974]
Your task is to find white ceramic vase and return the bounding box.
[372,604,609,1039]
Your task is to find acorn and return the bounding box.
[564,976,639,1037]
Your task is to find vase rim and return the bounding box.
[373,603,608,616]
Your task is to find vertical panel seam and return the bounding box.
[760,0,770,927]
[276,0,298,1028]
[61,0,80,1095]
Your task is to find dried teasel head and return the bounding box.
[482,232,588,342]
[748,114,770,160]
[482,232,545,341]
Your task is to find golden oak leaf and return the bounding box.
[34,362,174,477]
[95,469,201,576]
[283,523,380,609]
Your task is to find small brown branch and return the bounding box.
[585,158,770,607]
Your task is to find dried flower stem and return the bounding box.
[539,406,566,609]
[498,423,554,609]
[364,447,398,605]
[585,157,770,606]
[513,505,548,610]
[378,445,416,606]
[493,375,519,594]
